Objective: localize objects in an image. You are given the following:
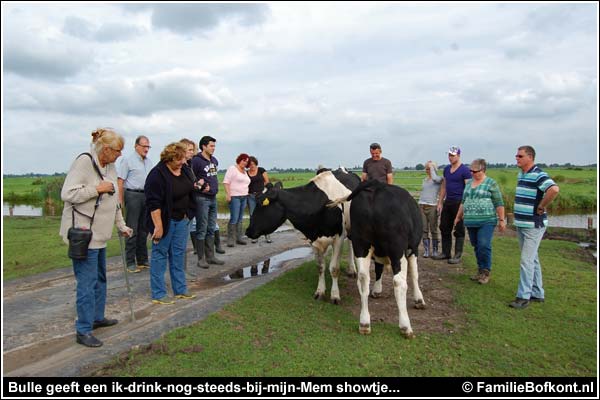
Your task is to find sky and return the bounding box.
[2,2,598,175]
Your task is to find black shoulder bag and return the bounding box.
[67,153,105,260]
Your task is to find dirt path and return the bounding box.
[3,227,312,377]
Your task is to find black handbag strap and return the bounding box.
[71,153,105,229]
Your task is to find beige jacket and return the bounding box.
[59,152,127,249]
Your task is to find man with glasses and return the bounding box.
[117,135,153,273]
[433,145,472,264]
[509,145,559,309]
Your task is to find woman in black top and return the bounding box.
[145,142,196,304]
[246,156,272,243]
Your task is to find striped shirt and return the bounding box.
[461,177,504,227]
[514,165,557,228]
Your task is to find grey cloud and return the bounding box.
[150,3,270,34]
[457,74,595,119]
[5,70,238,116]
[3,42,93,80]
[63,16,143,42]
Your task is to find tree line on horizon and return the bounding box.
[3,163,596,178]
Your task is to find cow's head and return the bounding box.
[246,181,287,239]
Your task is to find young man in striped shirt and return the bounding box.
[509,145,560,309]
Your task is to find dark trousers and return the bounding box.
[439,200,465,255]
[124,190,149,266]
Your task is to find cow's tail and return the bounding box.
[326,195,349,208]
[326,179,379,208]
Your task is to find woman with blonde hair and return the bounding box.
[60,128,133,347]
[419,160,443,257]
[145,142,197,304]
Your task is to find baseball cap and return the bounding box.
[448,145,461,156]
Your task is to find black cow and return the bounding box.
[246,169,359,304]
[328,178,426,338]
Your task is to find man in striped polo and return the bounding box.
[509,145,560,309]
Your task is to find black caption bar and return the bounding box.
[3,377,597,398]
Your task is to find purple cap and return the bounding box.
[448,145,461,156]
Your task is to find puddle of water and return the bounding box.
[224,246,313,281]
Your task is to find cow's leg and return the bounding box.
[370,262,384,298]
[313,246,327,301]
[356,248,373,335]
[408,254,426,309]
[392,255,414,338]
[329,236,344,305]
[346,239,357,278]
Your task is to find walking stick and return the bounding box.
[119,232,136,322]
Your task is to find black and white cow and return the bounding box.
[328,178,426,338]
[245,169,359,304]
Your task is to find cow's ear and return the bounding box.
[274,181,283,189]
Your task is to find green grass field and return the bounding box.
[4,167,595,212]
[96,236,597,377]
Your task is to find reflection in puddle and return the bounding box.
[224,246,313,281]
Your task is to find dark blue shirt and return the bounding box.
[191,153,219,197]
[443,164,472,202]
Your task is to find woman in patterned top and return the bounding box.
[453,159,506,284]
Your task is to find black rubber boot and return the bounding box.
[227,224,236,247]
[205,236,225,265]
[448,237,465,264]
[196,239,209,269]
[236,223,247,245]
[190,233,197,254]
[432,236,452,260]
[214,230,225,254]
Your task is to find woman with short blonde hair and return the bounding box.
[60,128,132,348]
[145,142,197,304]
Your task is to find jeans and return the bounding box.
[72,248,107,335]
[228,195,248,225]
[150,219,189,299]
[466,223,496,271]
[516,227,546,300]
[124,190,149,266]
[194,194,217,240]
[247,193,257,216]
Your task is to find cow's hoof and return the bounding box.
[346,272,357,279]
[414,299,426,309]
[359,324,371,335]
[313,292,325,301]
[400,327,415,339]
[370,291,382,299]
[331,298,341,305]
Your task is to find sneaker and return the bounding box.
[137,263,150,270]
[509,297,529,309]
[152,297,175,305]
[127,265,142,274]
[175,293,197,300]
[530,296,545,303]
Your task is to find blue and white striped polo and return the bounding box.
[514,165,557,228]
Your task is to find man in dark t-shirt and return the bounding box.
[432,145,472,264]
[362,142,393,184]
